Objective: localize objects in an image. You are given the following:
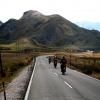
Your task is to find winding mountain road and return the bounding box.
[26,56,100,100]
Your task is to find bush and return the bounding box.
[2,53,33,77]
[82,65,93,75]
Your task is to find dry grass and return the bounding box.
[0,52,34,83]
[55,52,100,79]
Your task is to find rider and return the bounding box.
[48,56,51,64]
[60,56,67,74]
[53,56,58,68]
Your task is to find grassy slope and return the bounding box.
[0,38,37,51]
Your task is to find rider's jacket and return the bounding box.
[60,58,67,66]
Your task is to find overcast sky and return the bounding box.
[0,0,100,23]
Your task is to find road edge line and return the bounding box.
[24,58,36,100]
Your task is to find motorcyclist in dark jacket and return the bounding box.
[53,56,58,68]
[48,56,51,64]
[60,56,67,75]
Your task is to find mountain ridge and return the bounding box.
[0,21,3,26]
[0,10,100,51]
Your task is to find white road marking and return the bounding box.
[24,59,36,100]
[64,81,72,88]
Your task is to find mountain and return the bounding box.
[76,22,100,31]
[0,21,3,26]
[0,10,100,51]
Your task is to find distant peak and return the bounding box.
[24,10,42,15]
[7,19,17,22]
[21,10,43,19]
[0,21,3,26]
[0,21,2,23]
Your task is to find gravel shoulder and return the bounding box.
[0,59,35,100]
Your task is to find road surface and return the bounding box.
[27,56,100,100]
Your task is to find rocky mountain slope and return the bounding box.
[0,10,100,50]
[0,21,3,26]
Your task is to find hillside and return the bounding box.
[0,21,3,26]
[0,10,100,51]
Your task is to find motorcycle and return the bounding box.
[61,64,66,75]
[48,57,51,64]
[54,60,57,68]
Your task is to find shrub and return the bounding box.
[82,65,93,75]
[1,53,33,77]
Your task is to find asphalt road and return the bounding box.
[27,56,100,100]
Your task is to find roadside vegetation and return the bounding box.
[0,48,100,93]
[0,52,34,89]
[55,52,100,80]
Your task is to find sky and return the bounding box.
[0,0,100,23]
